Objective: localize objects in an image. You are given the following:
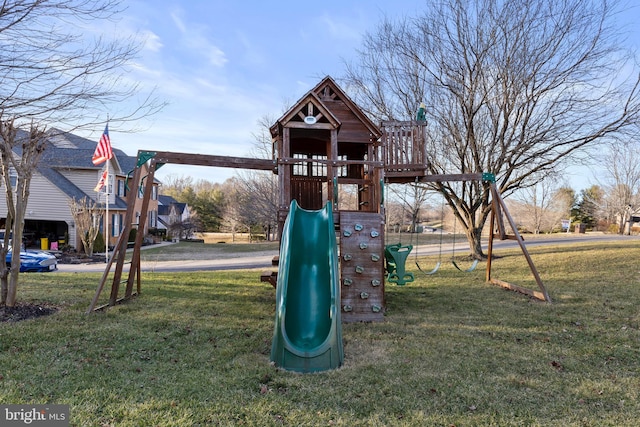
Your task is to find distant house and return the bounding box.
[0,128,160,251]
[158,195,193,241]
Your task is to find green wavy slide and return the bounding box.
[270,200,344,373]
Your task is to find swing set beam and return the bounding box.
[486,182,551,302]
[409,173,551,303]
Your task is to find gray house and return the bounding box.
[158,195,193,241]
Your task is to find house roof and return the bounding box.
[10,127,136,209]
[158,195,187,215]
[39,128,130,171]
[158,195,178,205]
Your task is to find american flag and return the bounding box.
[94,169,108,192]
[92,124,113,165]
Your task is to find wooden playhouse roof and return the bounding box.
[270,76,382,142]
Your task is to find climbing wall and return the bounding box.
[339,211,385,322]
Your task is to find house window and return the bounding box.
[108,174,114,195]
[148,210,157,228]
[152,185,157,200]
[112,213,120,237]
[118,180,125,197]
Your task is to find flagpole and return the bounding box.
[105,160,109,264]
[92,118,112,264]
[105,115,111,264]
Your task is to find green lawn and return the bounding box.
[138,241,280,261]
[1,240,639,426]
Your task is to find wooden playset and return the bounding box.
[88,76,551,318]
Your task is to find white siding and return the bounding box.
[63,169,105,201]
[63,167,120,206]
[0,172,78,247]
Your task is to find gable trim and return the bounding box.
[278,92,341,131]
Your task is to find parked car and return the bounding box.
[6,248,58,272]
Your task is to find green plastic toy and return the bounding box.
[384,243,415,286]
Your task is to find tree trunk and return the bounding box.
[6,184,28,307]
[0,271,7,305]
[466,226,485,260]
[0,214,12,306]
[85,241,94,258]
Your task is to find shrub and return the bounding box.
[93,231,105,253]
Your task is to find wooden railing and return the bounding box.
[381,121,428,179]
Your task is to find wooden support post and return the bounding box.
[486,206,495,284]
[86,231,127,313]
[490,278,550,302]
[108,164,143,306]
[488,183,552,303]
[125,158,158,297]
[490,185,507,239]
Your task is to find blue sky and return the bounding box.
[103,0,421,185]
[98,0,640,191]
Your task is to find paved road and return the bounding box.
[57,233,637,273]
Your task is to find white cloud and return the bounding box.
[235,31,266,66]
[317,12,363,42]
[169,7,227,68]
[203,45,227,68]
[169,9,187,34]
[141,30,163,52]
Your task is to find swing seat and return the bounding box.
[417,260,441,275]
[384,243,401,275]
[451,258,479,272]
[384,244,414,286]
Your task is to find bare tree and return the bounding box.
[0,0,163,129]
[232,172,278,240]
[0,120,46,306]
[343,0,640,258]
[387,183,431,232]
[159,175,196,200]
[512,176,568,234]
[219,178,250,241]
[69,196,105,257]
[384,199,405,233]
[555,186,577,230]
[229,114,279,240]
[167,217,196,241]
[0,0,163,307]
[600,140,640,234]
